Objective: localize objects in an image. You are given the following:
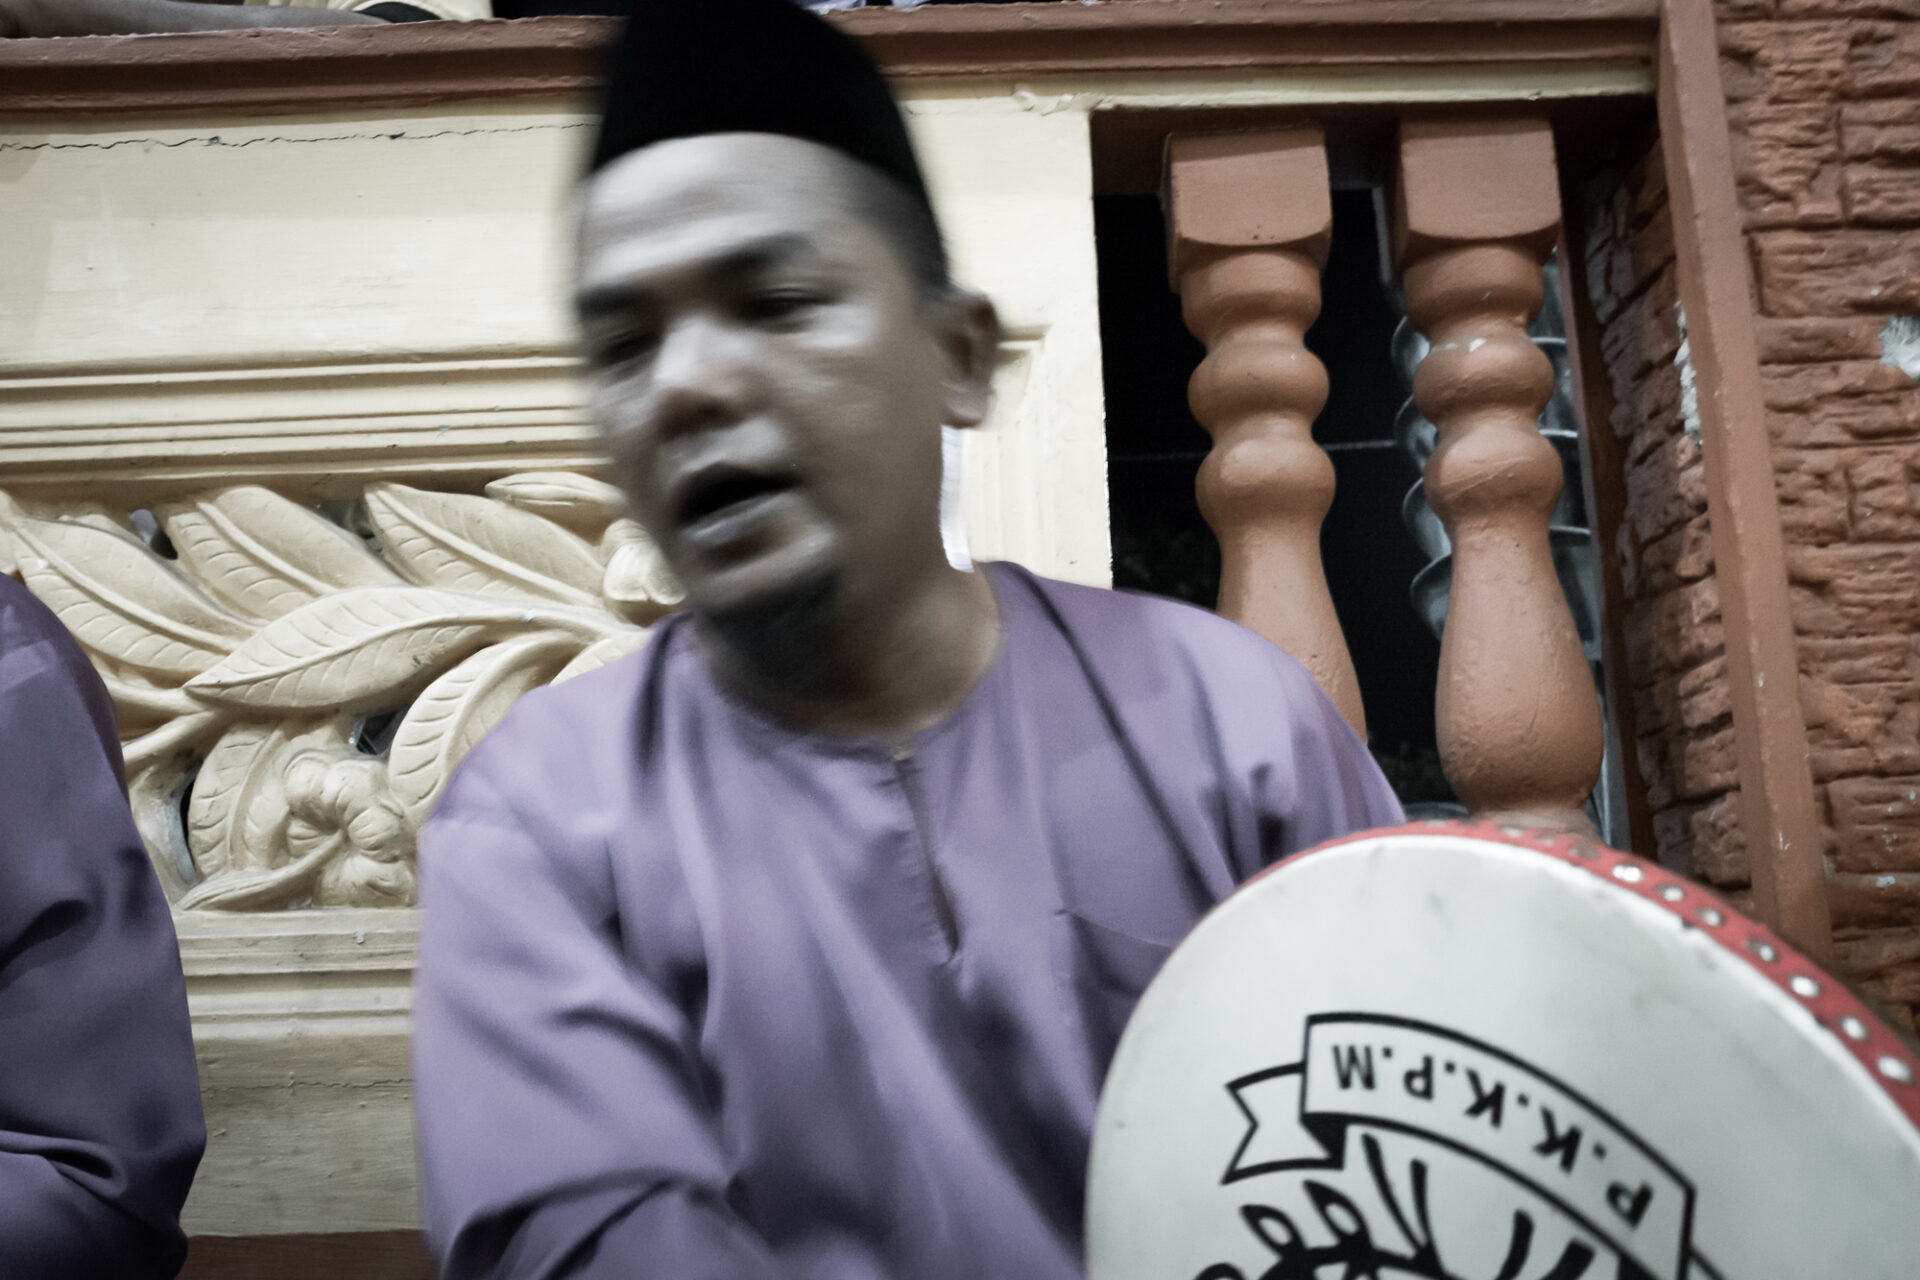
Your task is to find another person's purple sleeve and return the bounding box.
[0,577,205,1280]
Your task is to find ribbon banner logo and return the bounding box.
[1193,1014,1722,1280]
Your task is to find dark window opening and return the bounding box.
[1096,189,1455,809]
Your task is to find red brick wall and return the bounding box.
[1721,0,1920,1029]
[1580,140,1754,913]
[1585,3,1920,1030]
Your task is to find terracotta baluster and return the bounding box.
[1166,126,1364,736]
[1393,117,1603,832]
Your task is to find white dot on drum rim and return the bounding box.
[1610,863,1644,883]
[1748,939,1779,963]
[1789,975,1820,998]
[1841,1015,1870,1042]
[1499,825,1527,838]
[1660,885,1684,902]
[1698,906,1725,926]
[1880,1056,1915,1086]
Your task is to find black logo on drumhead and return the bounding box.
[1193,1014,1725,1280]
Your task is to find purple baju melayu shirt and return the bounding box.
[0,576,204,1279]
[414,563,1402,1279]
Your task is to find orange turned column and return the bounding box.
[1165,126,1364,736]
[1393,117,1604,832]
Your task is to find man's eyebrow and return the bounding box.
[575,234,816,317]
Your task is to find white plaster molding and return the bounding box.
[0,354,594,498]
[900,65,1655,112]
[0,105,588,370]
[177,909,421,1235]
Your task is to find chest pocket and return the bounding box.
[1054,910,1177,1073]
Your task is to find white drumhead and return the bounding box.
[1087,823,1920,1280]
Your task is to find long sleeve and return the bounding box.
[412,746,786,1280]
[0,578,204,1280]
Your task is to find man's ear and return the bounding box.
[934,289,1002,430]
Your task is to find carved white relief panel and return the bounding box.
[0,475,678,911]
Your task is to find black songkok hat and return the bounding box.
[588,0,934,216]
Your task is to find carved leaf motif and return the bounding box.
[184,586,580,712]
[178,717,348,890]
[158,487,398,621]
[127,760,197,904]
[9,495,140,534]
[188,726,271,877]
[484,471,628,539]
[0,501,250,679]
[186,724,281,879]
[73,512,138,537]
[388,634,579,828]
[552,628,649,684]
[236,720,348,875]
[601,519,686,620]
[97,670,189,737]
[178,837,337,912]
[365,482,605,606]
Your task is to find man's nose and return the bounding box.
[651,315,751,435]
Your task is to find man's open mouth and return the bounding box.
[674,466,801,533]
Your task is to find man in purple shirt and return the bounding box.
[410,2,1403,1277]
[0,576,205,1279]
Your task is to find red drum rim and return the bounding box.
[1248,818,1920,1132]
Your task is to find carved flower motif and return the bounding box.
[285,751,415,908]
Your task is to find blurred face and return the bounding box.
[576,134,989,621]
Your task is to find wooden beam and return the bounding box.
[0,0,1659,118]
[1655,0,1832,960]
[0,17,609,116]
[181,1231,431,1280]
[847,0,1659,78]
